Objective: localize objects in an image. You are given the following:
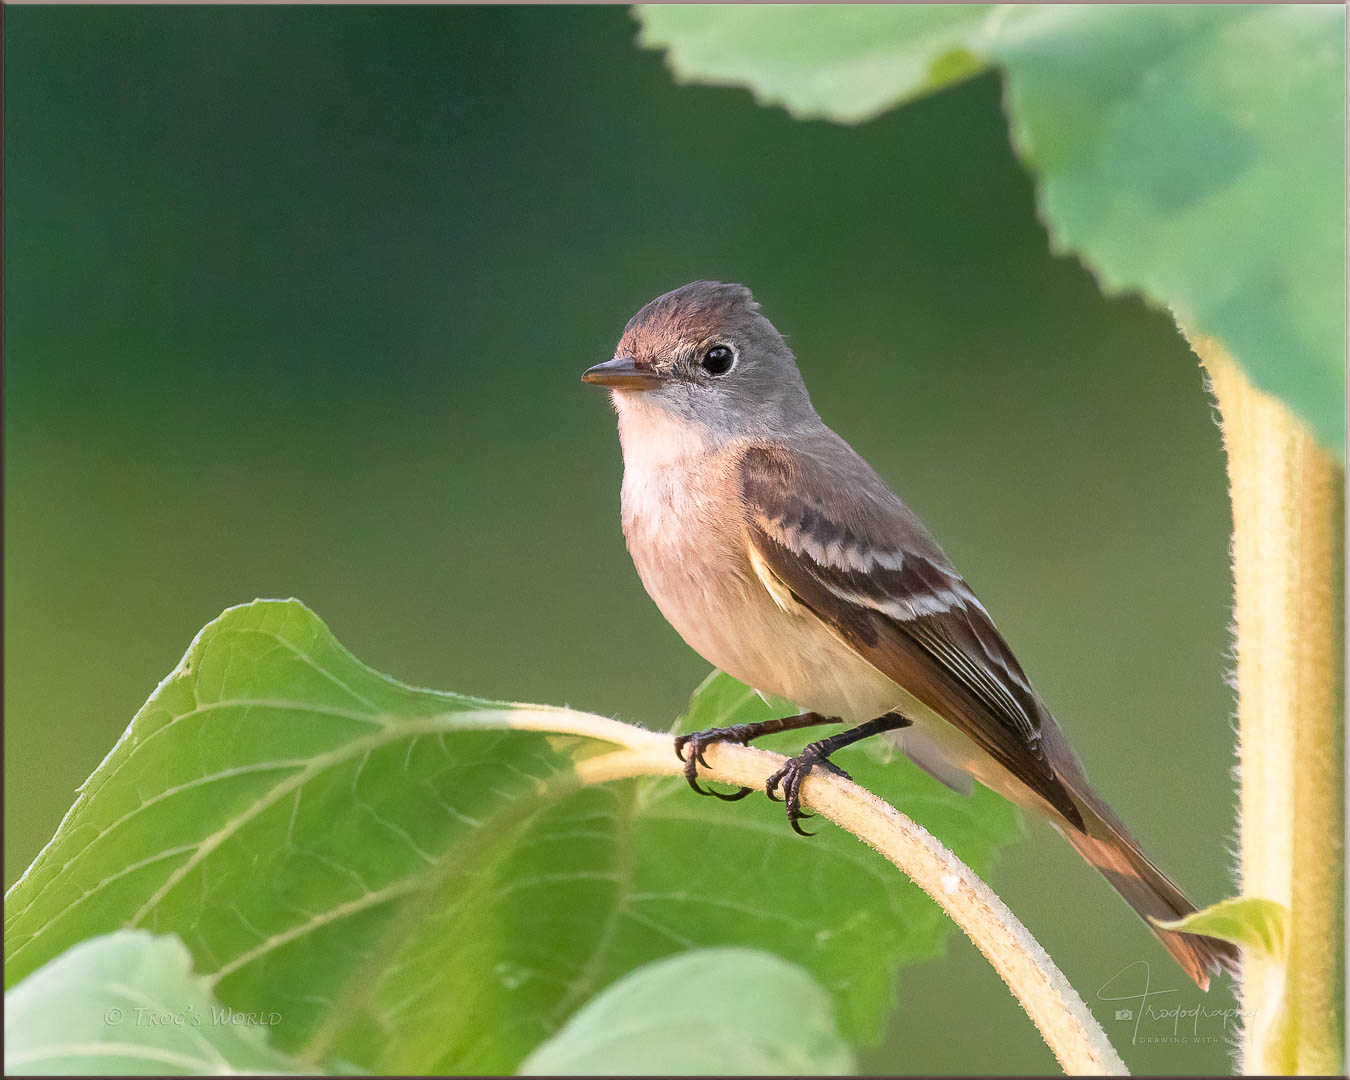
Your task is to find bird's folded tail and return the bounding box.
[1053,787,1241,991]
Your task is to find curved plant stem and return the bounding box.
[1191,334,1345,1075]
[507,707,1127,1075]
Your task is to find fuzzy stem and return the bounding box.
[1191,335,1345,1075]
[506,707,1127,1074]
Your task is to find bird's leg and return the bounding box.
[674,711,841,801]
[766,712,912,835]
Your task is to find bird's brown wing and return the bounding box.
[738,442,1083,829]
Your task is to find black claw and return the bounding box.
[674,712,880,830]
[754,712,909,835]
[675,726,753,801]
[682,746,711,796]
[766,747,832,836]
[685,758,744,799]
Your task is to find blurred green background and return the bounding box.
[6,6,1239,1074]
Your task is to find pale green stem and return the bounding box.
[502,709,1128,1075]
[1193,334,1345,1075]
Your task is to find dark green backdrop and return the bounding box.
[6,7,1239,1074]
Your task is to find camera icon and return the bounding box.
[1114,1009,1133,1021]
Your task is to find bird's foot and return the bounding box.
[673,711,846,810]
[765,742,853,836]
[673,725,758,801]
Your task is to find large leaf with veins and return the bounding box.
[519,947,855,1075]
[4,931,304,1075]
[637,4,1346,455]
[4,600,1019,1072]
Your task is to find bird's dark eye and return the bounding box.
[701,345,735,375]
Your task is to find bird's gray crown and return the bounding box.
[611,280,818,441]
[618,281,759,364]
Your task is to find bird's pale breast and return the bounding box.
[612,406,996,799]
[620,445,913,726]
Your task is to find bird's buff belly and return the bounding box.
[625,508,989,796]
[631,536,912,726]
[619,457,986,793]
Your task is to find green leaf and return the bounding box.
[674,667,787,733]
[1154,896,1289,960]
[991,5,1345,457]
[635,4,1346,455]
[3,601,1020,1073]
[3,930,303,1075]
[518,947,854,1076]
[636,4,994,124]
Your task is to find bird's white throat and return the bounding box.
[613,390,716,471]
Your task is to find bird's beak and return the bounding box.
[580,356,665,390]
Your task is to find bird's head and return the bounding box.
[582,281,817,445]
